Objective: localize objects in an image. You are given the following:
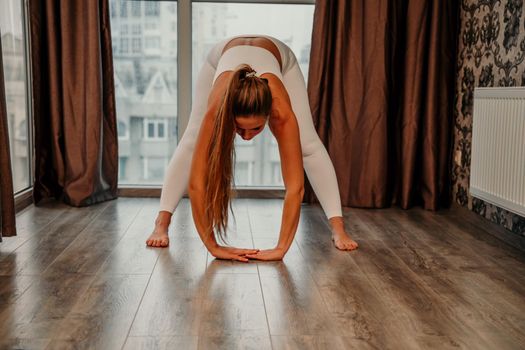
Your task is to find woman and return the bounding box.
[146,34,358,260]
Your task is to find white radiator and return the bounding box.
[471,87,525,217]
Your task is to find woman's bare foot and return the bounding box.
[146,211,172,247]
[328,216,359,251]
[146,227,169,247]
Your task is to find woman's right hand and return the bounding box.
[210,245,260,262]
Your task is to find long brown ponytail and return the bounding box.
[205,63,272,245]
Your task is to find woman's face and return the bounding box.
[234,115,267,140]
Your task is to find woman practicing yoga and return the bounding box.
[146,34,358,261]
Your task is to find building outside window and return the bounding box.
[143,118,168,141]
[110,1,178,185]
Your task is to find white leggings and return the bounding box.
[159,35,343,220]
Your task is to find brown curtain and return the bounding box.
[0,32,17,240]
[304,0,459,210]
[29,0,118,207]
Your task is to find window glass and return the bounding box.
[117,120,128,138]
[1,0,31,192]
[110,0,177,185]
[148,122,155,138]
[192,2,314,186]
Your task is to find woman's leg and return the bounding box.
[147,46,220,247]
[281,63,342,219]
[281,55,358,250]
[158,60,216,214]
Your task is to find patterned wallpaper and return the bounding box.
[453,0,525,236]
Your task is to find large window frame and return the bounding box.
[5,0,35,199]
[9,0,316,203]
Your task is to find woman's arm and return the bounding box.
[246,76,305,261]
[188,94,259,262]
[188,106,220,251]
[271,110,305,252]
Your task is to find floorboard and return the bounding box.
[0,197,524,350]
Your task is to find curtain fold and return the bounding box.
[304,0,459,210]
[0,32,17,240]
[29,0,118,207]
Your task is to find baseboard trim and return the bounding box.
[14,188,33,215]
[117,186,285,199]
[451,202,525,253]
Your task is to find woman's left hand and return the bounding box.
[245,248,286,261]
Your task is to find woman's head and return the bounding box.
[205,64,273,244]
[231,67,272,140]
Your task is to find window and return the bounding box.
[120,38,129,54]
[109,1,312,188]
[110,1,177,186]
[132,24,141,35]
[117,119,129,139]
[192,2,314,187]
[119,157,128,180]
[132,38,141,53]
[145,3,160,16]
[111,1,117,18]
[143,118,168,140]
[120,2,128,17]
[1,0,32,193]
[131,2,141,17]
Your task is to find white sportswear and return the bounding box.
[158,34,343,219]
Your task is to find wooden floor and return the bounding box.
[1,197,525,350]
